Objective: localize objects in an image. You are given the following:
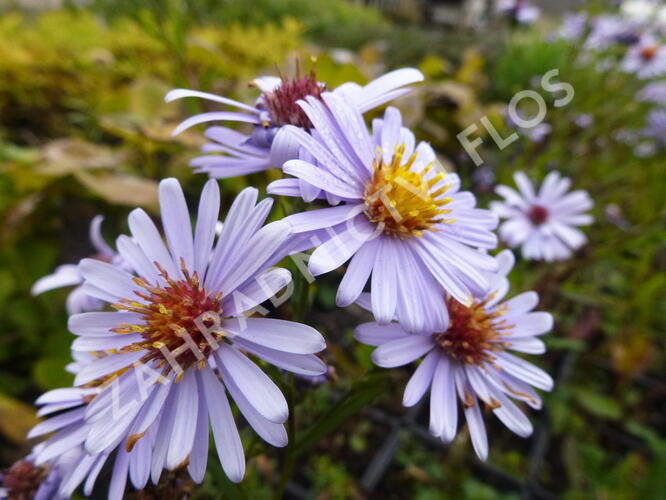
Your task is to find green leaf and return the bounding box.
[573,388,622,421]
[295,372,390,455]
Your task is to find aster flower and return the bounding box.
[31,216,121,314]
[642,108,666,140]
[585,15,641,50]
[557,12,588,41]
[9,352,124,500]
[621,34,666,79]
[354,250,553,460]
[61,178,325,491]
[1,455,55,500]
[269,93,499,334]
[638,81,666,104]
[21,350,188,500]
[497,0,540,25]
[165,67,423,180]
[491,171,593,261]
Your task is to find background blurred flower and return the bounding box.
[621,35,666,79]
[497,0,540,25]
[491,171,593,261]
[638,81,666,104]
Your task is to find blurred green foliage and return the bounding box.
[0,2,664,499]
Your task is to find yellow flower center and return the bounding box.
[363,145,454,238]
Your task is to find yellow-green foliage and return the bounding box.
[0,10,303,140]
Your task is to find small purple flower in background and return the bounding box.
[491,171,593,261]
[638,81,666,104]
[472,165,496,193]
[497,0,540,25]
[523,122,551,143]
[642,108,666,140]
[505,110,551,143]
[165,68,423,179]
[61,178,326,491]
[585,15,640,50]
[31,216,121,314]
[355,250,553,460]
[557,12,588,41]
[621,34,666,79]
[574,113,594,128]
[270,93,499,334]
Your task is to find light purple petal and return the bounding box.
[216,344,288,423]
[403,350,439,407]
[172,112,260,136]
[198,368,245,482]
[32,265,82,295]
[165,88,259,113]
[159,178,194,273]
[69,311,141,336]
[371,334,435,368]
[166,368,198,469]
[224,318,325,354]
[223,370,288,447]
[79,259,139,302]
[429,357,457,441]
[354,322,409,346]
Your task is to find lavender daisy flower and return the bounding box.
[21,350,189,500]
[491,171,593,261]
[165,68,423,179]
[269,93,498,334]
[354,250,553,460]
[621,35,666,79]
[31,216,122,314]
[642,108,666,140]
[638,81,666,104]
[9,351,130,500]
[557,12,588,41]
[63,178,326,489]
[497,0,540,25]
[585,15,641,50]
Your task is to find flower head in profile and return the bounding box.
[355,250,554,460]
[621,34,666,79]
[269,93,498,334]
[491,171,593,261]
[165,67,423,179]
[62,178,325,490]
[31,216,121,314]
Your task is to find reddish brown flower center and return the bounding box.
[435,297,510,366]
[2,460,48,500]
[641,45,658,61]
[263,68,325,130]
[113,262,224,377]
[527,204,549,225]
